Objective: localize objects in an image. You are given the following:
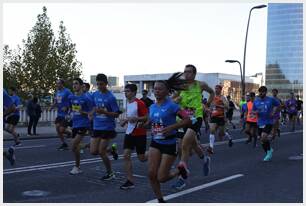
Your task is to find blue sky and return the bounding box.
[3,2,268,85]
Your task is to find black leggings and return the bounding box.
[28,116,39,135]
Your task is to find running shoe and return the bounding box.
[6,146,15,166]
[57,143,69,151]
[171,177,186,190]
[120,180,135,190]
[263,148,273,161]
[228,139,233,147]
[203,156,211,176]
[69,166,83,175]
[14,141,22,147]
[101,172,115,181]
[207,146,214,155]
[177,162,189,179]
[111,143,119,160]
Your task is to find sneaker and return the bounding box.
[111,143,118,160]
[69,166,82,175]
[207,146,214,155]
[6,147,16,166]
[228,139,233,147]
[177,162,189,179]
[14,141,22,147]
[120,180,135,190]
[171,177,186,190]
[203,156,211,176]
[263,148,273,162]
[58,143,69,151]
[101,172,115,181]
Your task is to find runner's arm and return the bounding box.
[199,81,215,106]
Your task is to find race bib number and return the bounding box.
[57,96,62,104]
[152,123,165,140]
[72,104,81,115]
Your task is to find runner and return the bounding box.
[207,84,232,155]
[285,92,298,132]
[271,89,281,140]
[244,92,258,148]
[173,65,214,182]
[68,78,93,175]
[81,82,93,150]
[296,95,303,125]
[3,90,16,166]
[252,86,280,161]
[147,76,191,203]
[5,87,21,146]
[239,95,247,132]
[51,79,73,150]
[140,89,154,109]
[90,73,120,180]
[119,84,148,189]
[202,97,210,133]
[226,95,236,129]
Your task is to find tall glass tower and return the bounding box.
[265,3,303,100]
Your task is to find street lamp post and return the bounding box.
[225,60,243,97]
[242,4,266,96]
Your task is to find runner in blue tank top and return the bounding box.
[68,78,93,175]
[252,86,280,162]
[147,74,191,203]
[286,92,298,132]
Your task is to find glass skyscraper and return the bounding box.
[265,3,303,100]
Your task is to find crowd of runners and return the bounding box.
[3,64,303,203]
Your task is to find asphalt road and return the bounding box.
[3,124,303,203]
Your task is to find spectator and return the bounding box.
[27,96,42,136]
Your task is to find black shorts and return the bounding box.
[72,127,88,138]
[150,140,177,156]
[55,116,70,127]
[6,115,20,126]
[258,124,273,136]
[93,130,117,139]
[226,110,233,120]
[210,116,225,126]
[123,134,147,154]
[186,117,203,133]
[246,121,257,128]
[288,113,297,119]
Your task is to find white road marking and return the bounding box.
[4,145,46,150]
[146,174,244,203]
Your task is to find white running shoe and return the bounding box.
[70,166,82,175]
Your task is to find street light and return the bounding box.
[225,60,243,97]
[242,4,266,96]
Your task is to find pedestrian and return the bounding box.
[27,96,42,136]
[296,95,303,125]
[244,92,258,147]
[271,89,281,139]
[226,95,236,129]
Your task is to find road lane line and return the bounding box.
[4,145,46,150]
[146,174,244,203]
[4,154,137,174]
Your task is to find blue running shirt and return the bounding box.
[69,93,93,128]
[253,96,280,127]
[55,88,72,117]
[92,90,120,131]
[10,95,21,116]
[149,97,180,145]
